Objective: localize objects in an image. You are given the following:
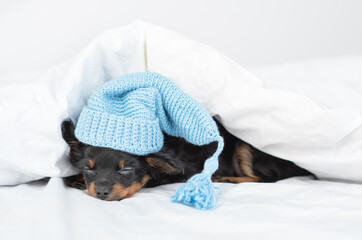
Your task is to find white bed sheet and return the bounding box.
[1,177,361,240]
[1,55,362,240]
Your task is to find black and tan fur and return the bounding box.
[61,119,314,201]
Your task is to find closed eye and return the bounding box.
[117,167,135,175]
[84,166,97,175]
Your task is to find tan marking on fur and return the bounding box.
[145,157,181,175]
[88,160,95,169]
[233,141,258,178]
[108,175,151,201]
[119,160,126,169]
[87,182,97,198]
[212,176,260,183]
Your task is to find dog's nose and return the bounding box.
[96,186,110,200]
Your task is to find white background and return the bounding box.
[0,0,361,76]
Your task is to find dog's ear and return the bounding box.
[144,157,182,175]
[61,119,77,144]
[61,119,86,165]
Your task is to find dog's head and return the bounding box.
[61,119,154,201]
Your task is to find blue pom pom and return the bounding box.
[171,137,224,210]
[171,173,222,210]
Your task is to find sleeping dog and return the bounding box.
[61,119,314,201]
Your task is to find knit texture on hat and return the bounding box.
[75,72,224,210]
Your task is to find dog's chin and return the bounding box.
[104,195,124,201]
[87,192,124,201]
[99,196,123,201]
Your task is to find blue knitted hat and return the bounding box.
[75,72,224,210]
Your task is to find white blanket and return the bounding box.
[1,21,361,186]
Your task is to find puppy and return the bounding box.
[61,119,314,201]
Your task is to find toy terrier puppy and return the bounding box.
[61,119,314,201]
